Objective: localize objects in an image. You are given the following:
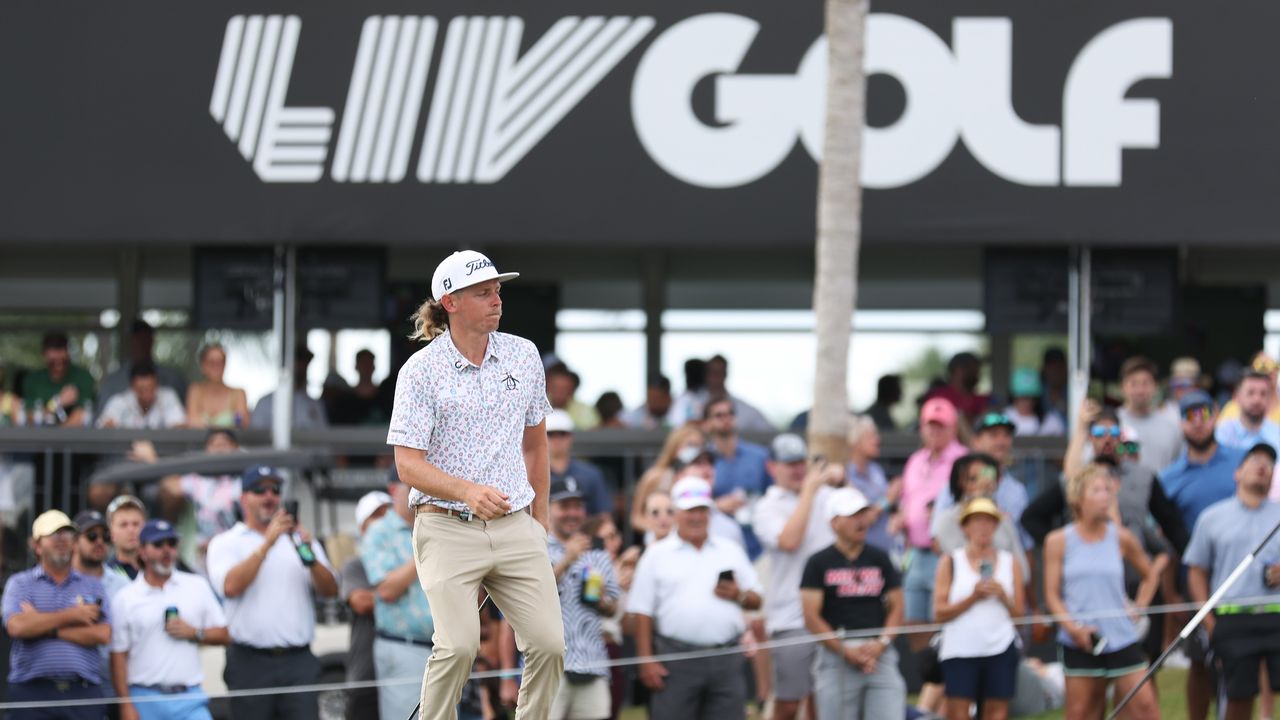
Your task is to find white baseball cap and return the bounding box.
[545,410,574,434]
[431,250,519,300]
[355,491,393,530]
[826,487,870,520]
[670,476,714,510]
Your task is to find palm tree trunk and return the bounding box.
[809,0,867,465]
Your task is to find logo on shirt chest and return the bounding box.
[825,567,885,597]
[501,373,519,391]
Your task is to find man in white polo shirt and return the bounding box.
[111,520,229,720]
[388,250,564,720]
[206,466,338,720]
[751,434,843,720]
[627,476,762,720]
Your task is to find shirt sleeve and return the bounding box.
[200,582,229,629]
[387,360,435,450]
[109,593,131,653]
[96,395,125,428]
[205,534,243,598]
[162,389,186,427]
[800,553,825,590]
[340,558,371,599]
[525,345,551,427]
[1,573,27,623]
[625,549,659,616]
[751,497,787,551]
[1183,511,1214,570]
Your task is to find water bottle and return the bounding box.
[580,564,603,606]
[81,400,94,427]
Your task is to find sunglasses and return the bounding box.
[970,465,998,481]
[247,485,281,496]
[1090,425,1121,439]
[1253,357,1280,373]
[147,539,179,549]
[1117,441,1140,456]
[82,530,107,543]
[547,431,571,438]
[1182,406,1213,423]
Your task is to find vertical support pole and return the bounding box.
[642,251,666,385]
[271,245,297,450]
[1067,246,1092,429]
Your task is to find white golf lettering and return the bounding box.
[209,13,1173,188]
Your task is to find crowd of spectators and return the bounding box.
[5,326,1280,720]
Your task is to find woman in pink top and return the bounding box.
[899,398,969,627]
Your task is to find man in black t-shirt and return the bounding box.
[801,487,906,720]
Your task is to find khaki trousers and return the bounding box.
[413,509,565,720]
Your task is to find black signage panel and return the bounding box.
[4,1,1279,246]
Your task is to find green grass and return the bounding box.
[617,668,1270,719]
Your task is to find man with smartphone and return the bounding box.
[206,466,338,720]
[544,476,620,720]
[628,476,762,720]
[751,434,843,720]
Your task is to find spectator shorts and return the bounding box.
[903,548,939,622]
[769,629,816,702]
[1060,641,1147,679]
[549,674,610,720]
[940,641,1019,700]
[1211,613,1280,700]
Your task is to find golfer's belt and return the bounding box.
[1215,603,1280,615]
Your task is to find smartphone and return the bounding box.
[590,536,605,552]
[164,606,179,623]
[1090,632,1108,656]
[718,569,735,584]
[979,560,993,579]
[283,500,299,519]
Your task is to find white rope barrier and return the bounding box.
[2,592,1275,710]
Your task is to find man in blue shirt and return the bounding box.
[1161,391,1244,533]
[704,397,771,559]
[360,481,436,720]
[1185,443,1280,720]
[1159,389,1243,720]
[1216,371,1280,453]
[546,410,613,518]
[2,510,112,719]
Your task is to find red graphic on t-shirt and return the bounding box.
[824,567,885,597]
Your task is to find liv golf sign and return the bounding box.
[211,13,1172,189]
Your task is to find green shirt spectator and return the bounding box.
[20,331,97,415]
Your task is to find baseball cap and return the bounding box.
[431,250,519,300]
[355,491,393,529]
[1178,390,1214,415]
[921,398,958,428]
[1010,367,1042,398]
[32,510,76,539]
[545,410,574,434]
[106,494,146,520]
[73,510,107,532]
[242,465,285,491]
[959,497,1002,524]
[549,475,586,503]
[770,433,807,463]
[1241,442,1278,467]
[1170,357,1201,381]
[139,519,179,545]
[670,477,713,510]
[974,412,1016,435]
[826,487,870,520]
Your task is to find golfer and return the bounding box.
[388,250,564,720]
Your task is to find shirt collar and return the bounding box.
[33,565,83,584]
[441,331,501,370]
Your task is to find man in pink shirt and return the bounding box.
[899,398,968,627]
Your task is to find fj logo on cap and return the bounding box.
[443,278,452,291]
